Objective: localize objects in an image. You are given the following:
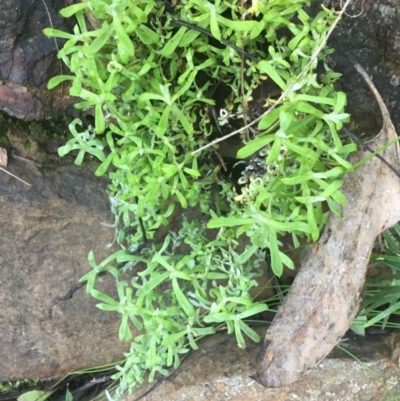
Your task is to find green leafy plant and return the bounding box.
[45,0,356,395]
[0,379,39,394]
[17,390,55,401]
[352,223,400,336]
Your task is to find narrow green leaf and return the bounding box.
[217,16,257,32]
[349,316,366,336]
[204,312,233,323]
[95,153,113,176]
[95,103,105,134]
[269,229,283,276]
[236,303,268,320]
[65,389,73,401]
[234,320,246,349]
[364,301,400,328]
[173,188,188,208]
[192,326,216,336]
[119,314,133,341]
[173,104,193,135]
[295,101,324,118]
[187,332,199,350]
[183,167,201,177]
[88,24,114,54]
[334,91,347,114]
[250,20,266,39]
[88,250,99,270]
[138,92,165,102]
[59,3,87,18]
[257,61,287,90]
[162,27,187,56]
[172,277,195,317]
[258,107,281,130]
[114,16,134,63]
[156,105,171,136]
[162,330,187,347]
[282,139,319,160]
[43,28,74,39]
[239,320,261,342]
[96,303,119,312]
[281,174,314,185]
[209,12,221,41]
[326,197,342,217]
[294,94,336,106]
[18,390,55,401]
[207,217,256,228]
[136,24,159,45]
[266,136,281,164]
[179,29,201,47]
[294,196,326,204]
[280,252,295,269]
[236,244,258,264]
[319,179,343,198]
[172,70,198,102]
[278,114,293,137]
[89,289,119,306]
[47,75,74,90]
[136,273,170,297]
[307,204,319,242]
[237,135,274,159]
[148,336,157,368]
[206,272,229,280]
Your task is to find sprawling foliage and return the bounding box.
[45,0,355,394]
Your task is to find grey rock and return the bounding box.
[128,327,400,401]
[0,160,134,380]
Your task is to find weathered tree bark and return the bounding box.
[255,65,400,387]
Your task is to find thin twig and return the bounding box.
[240,0,250,142]
[37,0,64,95]
[340,0,365,18]
[11,153,44,167]
[203,135,227,171]
[171,19,259,62]
[0,167,31,186]
[342,127,400,179]
[192,0,354,155]
[354,63,391,122]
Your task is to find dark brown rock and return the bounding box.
[0,0,400,130]
[0,0,76,120]
[0,160,135,380]
[0,157,274,381]
[312,0,400,135]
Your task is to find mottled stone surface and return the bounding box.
[128,327,400,401]
[0,160,133,380]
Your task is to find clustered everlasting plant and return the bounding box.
[45,0,356,394]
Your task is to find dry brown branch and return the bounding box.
[255,64,400,387]
[0,147,31,185]
[0,167,31,186]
